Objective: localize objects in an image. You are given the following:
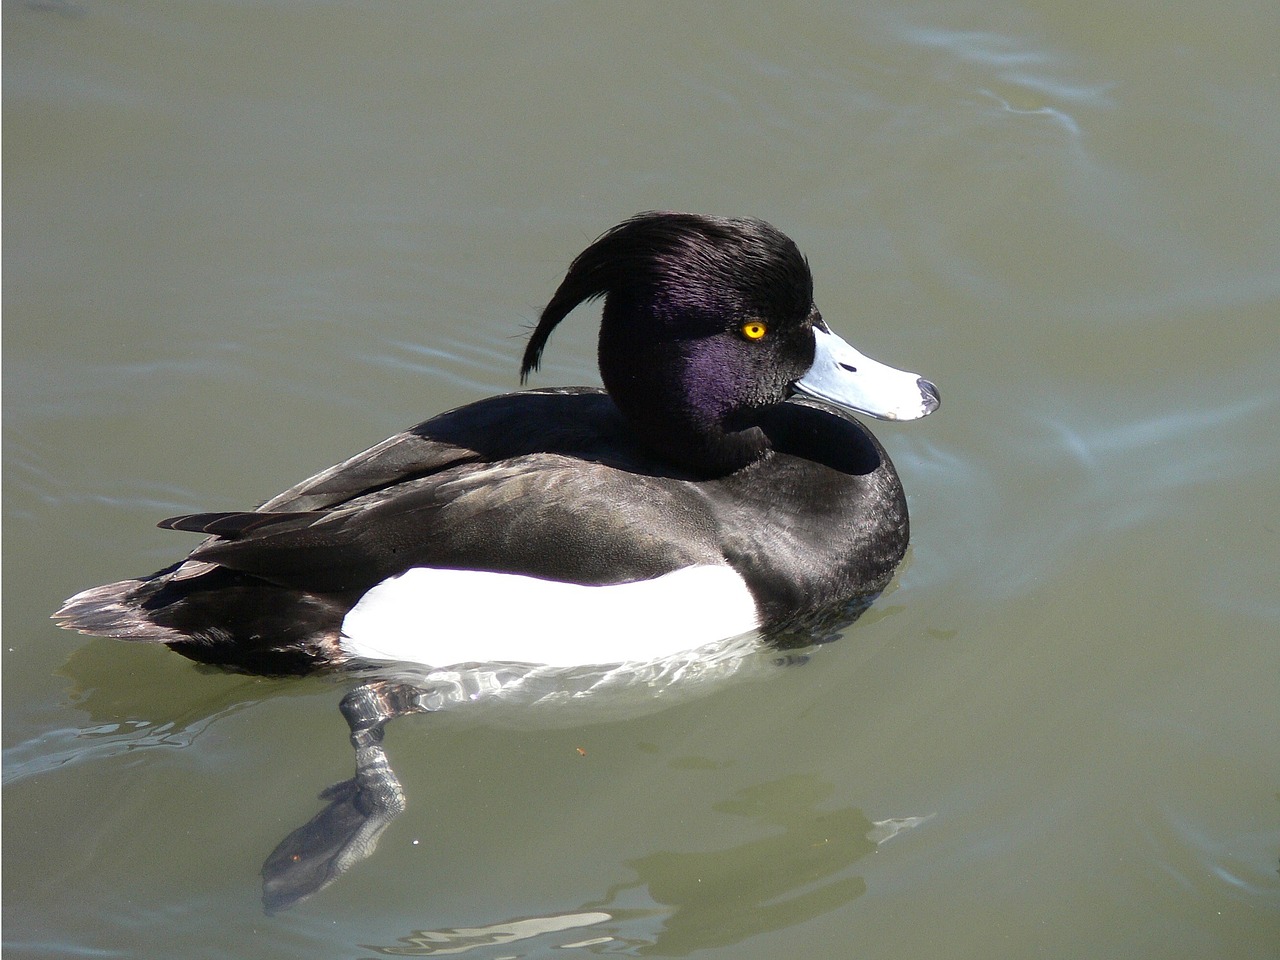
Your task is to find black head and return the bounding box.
[522,212,824,474]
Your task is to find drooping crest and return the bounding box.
[519,212,811,383]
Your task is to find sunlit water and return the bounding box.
[5,2,1279,958]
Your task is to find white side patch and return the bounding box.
[339,565,761,668]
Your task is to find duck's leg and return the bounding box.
[260,681,429,913]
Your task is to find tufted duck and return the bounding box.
[55,212,939,674]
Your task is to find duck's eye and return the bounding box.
[740,321,768,341]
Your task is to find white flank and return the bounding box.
[339,565,761,668]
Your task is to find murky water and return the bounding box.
[5,1,1279,957]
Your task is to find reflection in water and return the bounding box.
[3,642,275,788]
[357,775,931,957]
[358,912,613,957]
[261,635,778,913]
[3,712,223,787]
[261,603,881,913]
[33,601,886,915]
[604,775,875,956]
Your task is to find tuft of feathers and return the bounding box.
[521,212,812,382]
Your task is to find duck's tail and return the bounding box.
[53,570,188,643]
[53,563,346,675]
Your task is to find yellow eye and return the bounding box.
[741,321,768,341]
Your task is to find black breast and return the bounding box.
[706,398,909,624]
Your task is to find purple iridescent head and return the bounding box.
[522,212,938,474]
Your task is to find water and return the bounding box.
[5,1,1279,957]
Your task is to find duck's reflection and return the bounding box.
[351,774,930,957]
[260,637,776,913]
[259,600,891,913]
[610,775,874,954]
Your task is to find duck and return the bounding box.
[54,212,939,675]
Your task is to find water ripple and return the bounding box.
[2,703,248,787]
